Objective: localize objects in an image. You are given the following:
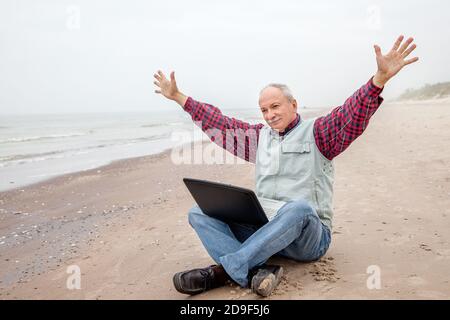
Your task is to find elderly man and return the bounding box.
[154,35,418,297]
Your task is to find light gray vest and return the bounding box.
[255,118,335,230]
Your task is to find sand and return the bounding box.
[1,101,450,300]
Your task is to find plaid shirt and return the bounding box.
[182,77,384,162]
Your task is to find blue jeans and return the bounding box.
[188,199,332,287]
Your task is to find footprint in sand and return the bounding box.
[435,248,450,259]
[407,274,428,286]
[309,257,339,283]
[419,243,432,252]
[270,276,300,296]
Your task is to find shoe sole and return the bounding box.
[251,266,284,297]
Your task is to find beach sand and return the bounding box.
[1,102,450,300]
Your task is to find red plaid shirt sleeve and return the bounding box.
[313,78,384,160]
[183,97,264,163]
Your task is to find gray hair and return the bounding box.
[259,83,295,102]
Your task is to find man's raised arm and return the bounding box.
[313,35,419,160]
[153,71,264,163]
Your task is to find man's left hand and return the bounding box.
[373,35,419,88]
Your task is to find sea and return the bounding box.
[0,108,268,192]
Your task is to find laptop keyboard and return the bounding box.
[257,197,287,221]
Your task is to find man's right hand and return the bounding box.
[153,70,187,107]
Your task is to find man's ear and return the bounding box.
[292,99,298,112]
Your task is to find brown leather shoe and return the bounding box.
[173,265,229,295]
[250,265,283,297]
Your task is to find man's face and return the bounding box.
[259,87,298,132]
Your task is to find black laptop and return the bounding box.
[183,178,270,226]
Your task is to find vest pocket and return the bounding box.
[279,143,312,176]
[281,143,311,154]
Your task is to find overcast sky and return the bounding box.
[0,0,449,114]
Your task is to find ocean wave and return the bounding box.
[141,121,188,128]
[0,150,64,163]
[129,132,172,142]
[0,132,173,167]
[97,132,172,144]
[141,123,163,128]
[0,133,87,144]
